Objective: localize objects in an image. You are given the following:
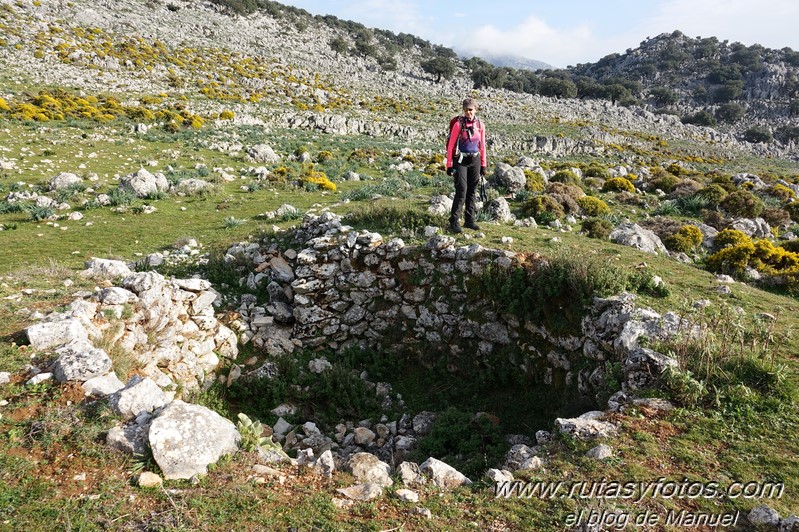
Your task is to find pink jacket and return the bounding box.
[446,117,486,168]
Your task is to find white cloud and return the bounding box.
[641,0,799,49]
[338,0,434,37]
[455,15,607,67]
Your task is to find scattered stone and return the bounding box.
[247,144,280,164]
[748,505,780,527]
[609,223,668,254]
[353,426,376,446]
[25,318,88,351]
[148,400,240,480]
[412,411,436,436]
[412,507,432,519]
[395,488,419,503]
[492,163,526,194]
[486,469,514,483]
[419,457,471,489]
[555,411,618,440]
[27,372,53,385]
[398,461,425,487]
[137,472,163,488]
[80,258,132,279]
[308,357,332,373]
[586,443,613,460]
[82,372,125,397]
[336,483,383,501]
[52,341,113,382]
[106,420,150,456]
[108,376,170,419]
[781,515,799,531]
[347,452,392,487]
[0,372,10,385]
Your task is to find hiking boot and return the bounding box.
[449,221,463,234]
[464,222,481,230]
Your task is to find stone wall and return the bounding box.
[225,212,683,398]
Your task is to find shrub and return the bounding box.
[706,240,755,273]
[545,182,584,200]
[316,150,334,163]
[581,218,613,239]
[345,205,445,234]
[107,187,136,206]
[695,184,728,207]
[785,202,799,223]
[299,165,336,191]
[26,205,55,221]
[577,196,610,217]
[720,190,764,218]
[762,207,792,229]
[743,127,772,144]
[522,195,565,222]
[651,171,680,193]
[664,225,703,253]
[602,177,635,193]
[550,169,581,186]
[219,110,235,120]
[682,110,717,127]
[713,228,753,251]
[708,171,736,192]
[523,169,544,192]
[766,184,796,201]
[584,165,609,178]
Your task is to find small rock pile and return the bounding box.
[25,258,237,392]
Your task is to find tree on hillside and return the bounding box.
[329,36,348,57]
[650,87,678,105]
[539,77,577,99]
[715,102,746,123]
[353,29,377,58]
[421,56,455,83]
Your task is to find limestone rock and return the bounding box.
[623,348,678,390]
[335,483,383,501]
[485,197,513,223]
[137,472,163,488]
[82,372,125,397]
[555,411,618,440]
[52,341,113,382]
[395,488,419,502]
[398,461,425,487]
[428,194,453,216]
[748,505,780,527]
[419,457,472,489]
[586,443,613,460]
[492,163,526,195]
[609,223,668,254]
[26,318,88,351]
[107,420,150,456]
[504,444,543,471]
[148,400,240,480]
[108,376,170,419]
[347,452,392,487]
[247,144,281,164]
[486,468,514,483]
[81,258,132,279]
[49,172,82,191]
[120,168,169,198]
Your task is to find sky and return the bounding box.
[278,0,799,68]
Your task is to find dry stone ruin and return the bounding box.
[23,211,687,483]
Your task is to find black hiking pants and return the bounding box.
[449,155,481,226]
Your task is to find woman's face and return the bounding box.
[463,106,476,120]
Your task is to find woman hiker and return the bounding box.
[445,97,487,233]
